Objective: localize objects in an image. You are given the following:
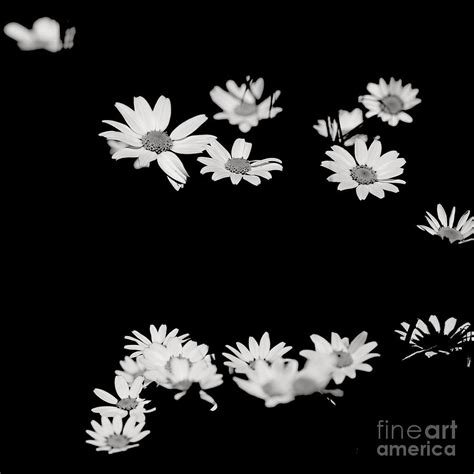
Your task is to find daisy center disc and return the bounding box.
[437,227,463,243]
[117,397,139,411]
[334,351,353,368]
[106,434,130,449]
[141,130,173,153]
[292,377,319,396]
[225,158,251,175]
[350,165,377,184]
[234,102,258,116]
[175,380,193,391]
[381,95,404,114]
[262,381,287,397]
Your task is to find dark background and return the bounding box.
[2,5,472,472]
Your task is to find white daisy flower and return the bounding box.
[222,332,292,374]
[92,376,155,423]
[115,356,151,386]
[145,358,223,411]
[359,77,421,126]
[233,358,344,408]
[396,315,474,360]
[210,77,282,132]
[234,359,299,407]
[313,109,368,146]
[99,96,216,190]
[4,17,74,52]
[124,324,189,358]
[86,416,150,454]
[322,138,406,200]
[300,331,380,385]
[107,140,152,170]
[417,204,474,244]
[198,138,283,186]
[141,337,210,371]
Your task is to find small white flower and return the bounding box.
[115,356,151,386]
[100,96,216,190]
[198,138,283,186]
[146,358,223,410]
[210,77,282,132]
[322,138,406,200]
[359,77,421,126]
[141,337,210,371]
[4,17,74,52]
[314,109,368,146]
[300,331,380,385]
[86,416,150,454]
[417,204,474,244]
[124,324,189,358]
[396,315,474,360]
[92,376,155,423]
[222,332,292,374]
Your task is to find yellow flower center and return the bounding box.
[381,95,404,114]
[225,158,251,175]
[142,130,173,153]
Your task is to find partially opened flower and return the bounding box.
[99,96,216,190]
[4,17,74,52]
[92,376,155,422]
[198,138,283,185]
[359,77,421,126]
[395,315,474,360]
[300,331,380,385]
[417,204,474,244]
[210,77,282,132]
[145,358,223,411]
[314,109,368,146]
[124,324,189,358]
[322,139,406,200]
[115,356,151,386]
[86,416,150,454]
[223,332,292,373]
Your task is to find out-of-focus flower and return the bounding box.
[314,109,368,146]
[210,77,282,132]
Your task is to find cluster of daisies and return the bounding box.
[87,324,380,453]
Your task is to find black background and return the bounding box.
[2,4,473,472]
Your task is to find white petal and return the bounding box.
[153,96,171,131]
[170,115,207,140]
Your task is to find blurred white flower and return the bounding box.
[124,324,189,358]
[198,138,283,186]
[223,332,292,374]
[396,315,474,360]
[300,331,379,385]
[115,356,151,386]
[86,416,150,454]
[210,77,282,132]
[313,109,368,146]
[100,96,216,190]
[92,376,155,423]
[417,204,474,244]
[359,77,421,126]
[4,17,74,52]
[322,139,406,200]
[145,358,223,411]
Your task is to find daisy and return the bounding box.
[92,376,155,422]
[313,109,368,146]
[115,356,151,386]
[233,359,299,407]
[86,415,150,454]
[395,315,474,360]
[145,358,223,410]
[4,17,74,52]
[99,96,216,190]
[359,77,421,126]
[198,138,283,186]
[322,138,406,200]
[222,332,292,374]
[141,337,210,371]
[417,204,474,244]
[124,324,189,358]
[300,331,380,385]
[210,77,282,132]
